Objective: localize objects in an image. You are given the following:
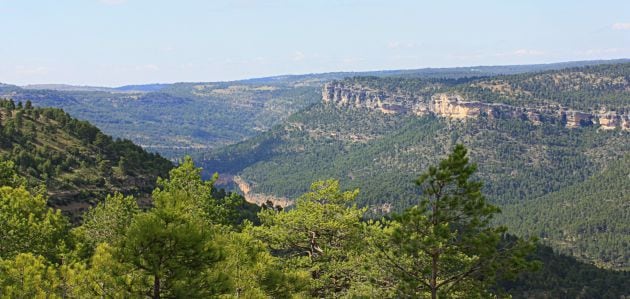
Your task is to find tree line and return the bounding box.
[0,145,546,298]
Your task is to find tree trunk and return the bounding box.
[431,253,438,299]
[153,275,160,299]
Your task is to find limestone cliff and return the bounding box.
[322,82,630,131]
[233,175,293,208]
[322,82,427,115]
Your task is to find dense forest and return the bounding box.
[1,60,628,297]
[1,59,622,160]
[0,99,172,221]
[498,155,630,270]
[0,83,322,159]
[1,142,628,298]
[345,62,630,111]
[202,63,630,270]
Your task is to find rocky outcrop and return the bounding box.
[564,111,594,128]
[233,176,293,208]
[596,111,630,130]
[322,82,630,131]
[322,82,425,115]
[429,94,486,119]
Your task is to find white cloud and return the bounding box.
[387,41,401,49]
[340,57,365,65]
[576,48,625,56]
[611,23,630,30]
[387,41,419,49]
[135,64,159,71]
[448,49,546,61]
[15,66,49,76]
[292,51,305,62]
[99,0,127,5]
[512,49,545,56]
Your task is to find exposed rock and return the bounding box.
[429,94,483,119]
[323,82,425,115]
[564,111,594,128]
[370,202,392,214]
[322,82,630,131]
[596,111,630,130]
[233,176,293,208]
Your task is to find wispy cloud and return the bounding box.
[387,41,419,49]
[161,46,175,53]
[99,0,127,5]
[451,49,546,60]
[292,51,305,62]
[135,64,159,71]
[340,57,365,65]
[511,49,545,56]
[575,48,626,55]
[15,66,49,76]
[611,23,630,30]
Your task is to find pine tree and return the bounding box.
[378,145,538,298]
[252,179,377,297]
[0,185,69,261]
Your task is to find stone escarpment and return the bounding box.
[323,82,630,130]
[233,176,293,208]
[322,82,428,115]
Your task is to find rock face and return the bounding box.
[564,111,594,128]
[323,82,630,130]
[597,111,630,130]
[233,176,293,208]
[429,94,486,119]
[322,82,425,115]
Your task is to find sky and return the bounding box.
[1,0,629,87]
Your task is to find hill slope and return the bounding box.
[2,60,624,159]
[499,155,630,269]
[0,99,172,219]
[201,62,630,268]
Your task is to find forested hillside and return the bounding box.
[0,83,322,159]
[499,155,630,270]
[1,59,623,159]
[0,99,172,219]
[202,62,630,269]
[456,63,630,110]
[1,143,628,298]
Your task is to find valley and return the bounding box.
[1,59,623,160]
[203,62,630,269]
[4,1,630,296]
[0,60,628,297]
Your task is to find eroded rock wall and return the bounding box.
[323,82,630,130]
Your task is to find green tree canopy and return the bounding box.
[378,145,538,298]
[0,186,68,261]
[252,179,383,297]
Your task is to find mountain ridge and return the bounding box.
[201,62,630,268]
[323,81,630,130]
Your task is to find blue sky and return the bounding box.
[1,0,629,86]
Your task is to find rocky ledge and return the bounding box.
[322,82,630,130]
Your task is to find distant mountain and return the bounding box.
[22,83,170,93]
[200,62,630,268]
[2,59,626,159]
[114,83,170,92]
[237,58,630,84]
[0,99,172,221]
[22,84,115,92]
